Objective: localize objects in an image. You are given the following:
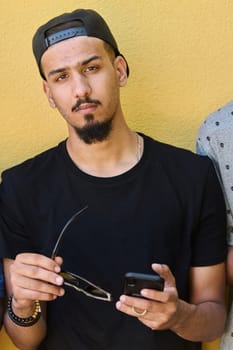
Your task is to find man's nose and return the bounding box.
[72,73,91,98]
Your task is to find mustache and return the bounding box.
[71,97,101,112]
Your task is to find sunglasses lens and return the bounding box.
[84,285,109,298]
[60,271,110,300]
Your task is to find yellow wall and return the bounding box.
[1,0,233,348]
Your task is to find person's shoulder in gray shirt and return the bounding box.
[197,101,233,350]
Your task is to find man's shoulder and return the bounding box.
[144,134,215,186]
[1,141,65,184]
[146,134,210,167]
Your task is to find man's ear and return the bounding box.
[114,56,128,87]
[43,81,56,108]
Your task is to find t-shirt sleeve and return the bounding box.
[0,170,35,259]
[191,159,227,266]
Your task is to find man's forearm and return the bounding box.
[171,299,226,342]
[4,303,47,350]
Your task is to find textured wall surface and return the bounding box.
[1,0,233,349]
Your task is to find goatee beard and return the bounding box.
[74,114,113,144]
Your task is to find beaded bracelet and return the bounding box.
[7,295,41,327]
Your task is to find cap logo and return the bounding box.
[45,26,87,48]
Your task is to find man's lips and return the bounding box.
[71,99,101,112]
[74,103,97,113]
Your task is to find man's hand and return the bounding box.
[116,262,226,342]
[116,263,179,330]
[8,253,65,312]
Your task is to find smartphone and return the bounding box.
[124,272,164,298]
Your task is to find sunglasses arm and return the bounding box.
[51,205,88,259]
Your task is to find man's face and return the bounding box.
[41,36,127,143]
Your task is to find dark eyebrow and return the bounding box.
[82,55,101,66]
[48,67,67,78]
[47,55,102,78]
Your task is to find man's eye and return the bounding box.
[56,73,68,81]
[84,66,98,73]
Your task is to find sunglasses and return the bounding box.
[51,206,112,302]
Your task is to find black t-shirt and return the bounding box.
[0,134,227,350]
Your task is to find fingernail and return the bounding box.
[54,265,61,273]
[120,295,126,302]
[59,288,65,296]
[141,289,149,297]
[116,301,121,309]
[56,276,63,285]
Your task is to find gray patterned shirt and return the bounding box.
[197,101,233,350]
[197,101,233,245]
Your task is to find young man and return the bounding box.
[197,101,233,350]
[0,9,227,350]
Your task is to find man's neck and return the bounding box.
[66,127,142,177]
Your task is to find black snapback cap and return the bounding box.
[32,8,129,79]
